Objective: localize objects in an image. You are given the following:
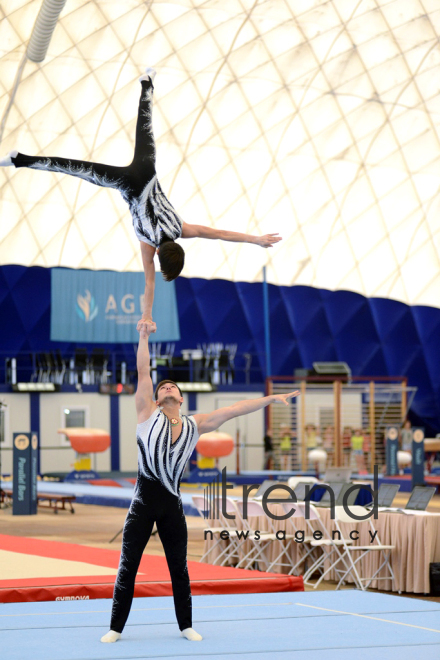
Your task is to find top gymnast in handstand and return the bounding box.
[0,67,281,324]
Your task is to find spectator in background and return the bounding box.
[305,424,317,451]
[351,428,367,473]
[401,420,413,451]
[315,425,322,448]
[263,428,274,470]
[362,427,371,453]
[323,425,334,463]
[280,425,293,471]
[342,426,352,466]
[362,427,372,472]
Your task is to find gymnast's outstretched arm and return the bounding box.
[134,318,157,424]
[194,390,300,435]
[180,222,282,248]
[140,242,156,323]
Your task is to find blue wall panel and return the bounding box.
[1,265,440,433]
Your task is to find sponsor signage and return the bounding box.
[385,425,399,476]
[12,432,38,515]
[51,268,180,343]
[411,427,425,489]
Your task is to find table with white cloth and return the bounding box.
[202,504,440,593]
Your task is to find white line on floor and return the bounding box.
[295,603,440,633]
[0,602,294,618]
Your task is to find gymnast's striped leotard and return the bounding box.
[11,79,182,249]
[135,407,199,499]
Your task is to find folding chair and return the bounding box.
[273,500,324,576]
[55,349,67,384]
[192,495,226,564]
[234,499,293,572]
[195,496,244,567]
[256,501,299,574]
[219,497,260,567]
[287,476,319,491]
[301,502,354,589]
[332,505,395,591]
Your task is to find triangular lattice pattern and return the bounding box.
[1,1,440,306]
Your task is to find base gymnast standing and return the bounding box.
[0,67,281,325]
[100,317,298,644]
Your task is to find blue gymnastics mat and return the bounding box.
[1,590,439,660]
[0,481,199,516]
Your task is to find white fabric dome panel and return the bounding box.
[1,0,440,306]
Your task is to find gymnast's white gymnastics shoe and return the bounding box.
[139,67,156,84]
[0,150,18,166]
[100,630,121,643]
[181,627,203,641]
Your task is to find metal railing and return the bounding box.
[2,348,265,388]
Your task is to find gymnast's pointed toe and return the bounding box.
[139,67,156,84]
[0,150,18,167]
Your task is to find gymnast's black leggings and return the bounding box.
[110,479,192,633]
[11,79,156,198]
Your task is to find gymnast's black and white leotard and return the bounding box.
[10,79,182,249]
[109,408,199,634]
[135,407,199,499]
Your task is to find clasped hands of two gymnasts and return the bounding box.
[137,318,156,336]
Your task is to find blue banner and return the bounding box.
[13,432,38,516]
[386,425,399,476]
[51,269,180,343]
[411,427,425,489]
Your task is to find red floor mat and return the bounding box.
[0,534,303,603]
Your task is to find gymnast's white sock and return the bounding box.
[100,630,121,643]
[181,627,203,641]
[139,67,156,84]
[0,150,18,167]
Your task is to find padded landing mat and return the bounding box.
[0,535,302,603]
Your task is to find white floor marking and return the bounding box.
[0,602,293,618]
[295,603,440,633]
